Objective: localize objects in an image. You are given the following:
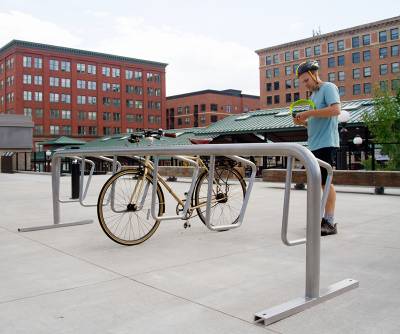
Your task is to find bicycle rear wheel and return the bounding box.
[97,168,165,246]
[194,166,246,228]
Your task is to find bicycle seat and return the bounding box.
[189,138,213,145]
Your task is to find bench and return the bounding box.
[262,169,400,194]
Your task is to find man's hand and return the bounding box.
[295,111,310,123]
[293,113,307,127]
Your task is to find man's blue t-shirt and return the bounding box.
[308,82,340,151]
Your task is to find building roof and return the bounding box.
[167,89,259,100]
[40,136,86,146]
[0,40,168,68]
[196,99,374,135]
[255,16,400,54]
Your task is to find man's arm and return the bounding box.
[305,103,341,118]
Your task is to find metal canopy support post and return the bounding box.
[21,143,357,324]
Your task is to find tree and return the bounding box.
[363,88,400,170]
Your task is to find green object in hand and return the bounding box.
[289,99,316,117]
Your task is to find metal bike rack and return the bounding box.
[22,142,357,325]
[281,157,333,246]
[205,155,256,231]
[18,154,121,232]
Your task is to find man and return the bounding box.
[293,60,340,236]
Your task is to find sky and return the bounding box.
[0,0,399,96]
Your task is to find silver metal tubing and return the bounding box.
[150,155,200,221]
[48,143,357,324]
[204,155,256,232]
[77,157,96,207]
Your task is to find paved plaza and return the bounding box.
[1,172,400,333]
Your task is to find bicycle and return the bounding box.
[97,130,247,246]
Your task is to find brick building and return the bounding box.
[0,40,167,150]
[256,16,400,109]
[166,89,259,129]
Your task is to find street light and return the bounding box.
[353,135,363,145]
[45,150,52,172]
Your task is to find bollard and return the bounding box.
[71,160,80,199]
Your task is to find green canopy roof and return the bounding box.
[40,136,86,145]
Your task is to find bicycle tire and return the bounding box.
[97,168,165,246]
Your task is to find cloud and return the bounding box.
[0,10,81,47]
[0,10,259,96]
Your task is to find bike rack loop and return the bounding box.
[281,157,333,246]
[25,143,358,325]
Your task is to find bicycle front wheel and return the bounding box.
[194,166,246,228]
[97,168,165,246]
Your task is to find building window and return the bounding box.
[392,45,399,57]
[49,60,59,71]
[62,110,71,119]
[328,72,335,82]
[126,99,134,108]
[305,47,312,57]
[61,61,70,72]
[201,104,206,112]
[266,69,272,78]
[24,108,32,117]
[338,86,345,96]
[77,63,86,73]
[34,75,42,85]
[392,79,400,91]
[87,81,96,90]
[285,93,292,103]
[34,92,43,101]
[88,111,97,120]
[50,109,60,119]
[34,125,43,135]
[379,47,388,59]
[352,36,360,48]
[103,127,112,135]
[391,28,399,40]
[285,80,292,89]
[363,83,371,94]
[353,84,361,95]
[61,78,70,88]
[266,56,272,65]
[77,96,86,104]
[380,64,388,75]
[112,68,120,78]
[364,67,371,77]
[327,42,334,53]
[49,93,59,102]
[293,78,299,88]
[50,125,60,135]
[88,96,97,105]
[363,50,371,61]
[273,54,279,64]
[379,30,387,43]
[77,80,86,89]
[274,95,280,104]
[23,56,32,68]
[102,83,111,91]
[112,84,120,92]
[34,57,42,69]
[135,100,143,109]
[362,34,370,46]
[379,80,388,91]
[62,126,72,136]
[338,55,345,66]
[392,62,400,73]
[88,64,96,75]
[293,92,300,101]
[285,66,291,75]
[314,45,321,56]
[50,77,59,87]
[328,57,335,68]
[284,51,291,61]
[274,81,280,90]
[292,50,299,60]
[337,40,345,51]
[273,68,280,77]
[102,67,111,77]
[211,115,218,123]
[135,71,142,80]
[23,74,32,84]
[102,112,111,121]
[353,68,361,79]
[23,91,32,101]
[113,113,121,121]
[266,96,272,105]
[35,109,43,118]
[210,103,218,112]
[184,117,190,125]
[78,126,87,136]
[113,98,121,107]
[352,52,360,64]
[125,70,133,79]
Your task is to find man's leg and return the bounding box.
[323,183,336,216]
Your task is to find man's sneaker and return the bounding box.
[321,218,337,236]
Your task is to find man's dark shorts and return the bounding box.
[311,147,337,185]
